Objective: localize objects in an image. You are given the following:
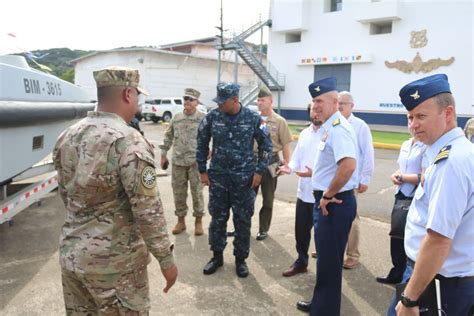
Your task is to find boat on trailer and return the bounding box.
[0,54,94,223]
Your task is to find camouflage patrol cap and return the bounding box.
[184,88,200,99]
[257,86,272,98]
[93,66,149,95]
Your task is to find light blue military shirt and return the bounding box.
[405,127,474,277]
[311,111,359,192]
[397,139,426,197]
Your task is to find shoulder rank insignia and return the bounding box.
[434,145,451,164]
[410,90,420,100]
[332,118,341,126]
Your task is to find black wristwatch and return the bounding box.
[400,292,419,307]
[322,194,333,200]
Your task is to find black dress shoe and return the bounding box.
[203,256,223,275]
[296,300,311,313]
[227,230,235,237]
[375,275,402,284]
[256,232,268,241]
[282,264,308,277]
[236,259,249,278]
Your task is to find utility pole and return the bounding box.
[216,0,224,84]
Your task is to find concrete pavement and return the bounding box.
[0,122,399,315]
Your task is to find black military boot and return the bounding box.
[203,252,223,275]
[235,257,249,278]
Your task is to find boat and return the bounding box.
[0,55,95,185]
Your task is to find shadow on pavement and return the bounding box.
[0,192,64,309]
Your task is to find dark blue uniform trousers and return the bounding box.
[208,172,256,259]
[294,198,315,268]
[387,261,474,316]
[310,190,356,316]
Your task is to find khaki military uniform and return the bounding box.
[53,111,174,315]
[254,111,292,233]
[159,110,206,217]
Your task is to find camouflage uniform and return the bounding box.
[53,67,174,315]
[159,110,206,217]
[196,105,272,259]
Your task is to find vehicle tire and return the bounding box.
[151,117,160,123]
[162,112,172,122]
[144,114,151,121]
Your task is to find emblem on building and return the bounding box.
[410,29,428,48]
[385,52,455,74]
[385,30,454,74]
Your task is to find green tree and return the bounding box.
[60,68,75,83]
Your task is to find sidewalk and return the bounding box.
[1,172,397,315]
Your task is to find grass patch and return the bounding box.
[372,131,410,145]
[288,123,410,145]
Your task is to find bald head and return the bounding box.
[338,91,355,119]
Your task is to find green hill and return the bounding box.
[17,48,92,83]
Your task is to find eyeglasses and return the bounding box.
[183,96,196,102]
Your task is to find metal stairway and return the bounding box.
[221,19,285,94]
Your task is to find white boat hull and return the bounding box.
[0,55,94,184]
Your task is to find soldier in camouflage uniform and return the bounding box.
[159,88,206,236]
[196,82,272,278]
[53,66,177,315]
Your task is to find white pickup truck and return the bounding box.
[142,97,207,123]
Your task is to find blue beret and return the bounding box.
[399,74,451,111]
[308,77,337,98]
[213,82,240,104]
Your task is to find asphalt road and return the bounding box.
[0,121,401,315]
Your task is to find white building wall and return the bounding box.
[269,0,473,118]
[74,50,259,106]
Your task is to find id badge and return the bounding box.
[318,141,326,151]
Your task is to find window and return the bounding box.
[32,135,44,150]
[314,64,351,92]
[285,32,301,43]
[370,21,392,35]
[331,0,342,12]
[174,99,182,105]
[162,99,171,105]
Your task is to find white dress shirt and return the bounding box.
[348,114,374,186]
[288,124,322,203]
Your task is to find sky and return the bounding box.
[0,0,270,54]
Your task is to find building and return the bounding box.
[72,37,262,106]
[268,0,473,125]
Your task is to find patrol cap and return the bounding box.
[399,74,451,111]
[308,77,337,98]
[212,82,240,104]
[184,88,200,99]
[93,66,149,95]
[257,86,272,98]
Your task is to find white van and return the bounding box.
[142,97,207,123]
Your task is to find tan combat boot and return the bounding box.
[172,216,186,235]
[194,216,204,236]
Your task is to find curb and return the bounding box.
[291,134,401,150]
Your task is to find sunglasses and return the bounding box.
[183,96,196,102]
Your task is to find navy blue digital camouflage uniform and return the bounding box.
[196,105,272,259]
